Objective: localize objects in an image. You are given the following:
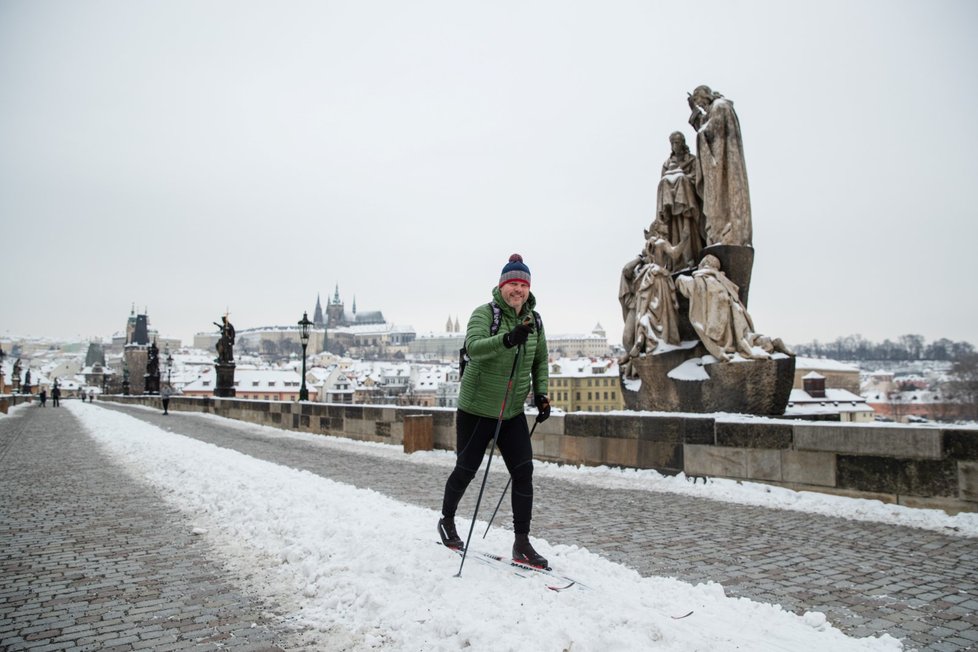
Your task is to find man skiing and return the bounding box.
[438,254,551,568]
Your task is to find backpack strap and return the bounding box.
[488,301,503,336]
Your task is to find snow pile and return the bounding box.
[188,409,978,538]
[66,402,902,651]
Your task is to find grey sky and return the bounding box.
[1,0,975,347]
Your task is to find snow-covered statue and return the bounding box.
[675,255,791,362]
[620,220,689,375]
[617,85,794,415]
[636,220,688,348]
[688,85,752,247]
[618,251,646,370]
[655,131,703,269]
[214,315,236,364]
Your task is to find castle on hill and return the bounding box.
[313,284,385,329]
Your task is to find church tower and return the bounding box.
[326,283,345,328]
[313,294,325,329]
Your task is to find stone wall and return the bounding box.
[100,395,978,514]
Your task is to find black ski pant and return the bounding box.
[441,409,535,535]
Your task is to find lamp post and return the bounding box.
[165,344,173,385]
[298,311,312,401]
[0,344,5,395]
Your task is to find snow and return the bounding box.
[57,401,917,651]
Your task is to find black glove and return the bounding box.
[534,394,551,422]
[503,321,534,348]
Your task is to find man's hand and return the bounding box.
[534,394,551,422]
[503,321,534,348]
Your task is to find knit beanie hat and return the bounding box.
[499,254,531,287]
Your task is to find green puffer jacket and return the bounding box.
[457,286,549,420]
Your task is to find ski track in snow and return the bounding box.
[62,402,908,651]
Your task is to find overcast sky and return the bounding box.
[1,0,975,348]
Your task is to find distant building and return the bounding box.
[785,372,874,422]
[792,357,860,394]
[408,332,465,361]
[548,357,622,413]
[547,324,610,358]
[324,284,386,329]
[182,368,313,401]
[863,388,967,423]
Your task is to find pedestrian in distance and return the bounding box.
[39,389,47,407]
[438,253,552,568]
[161,384,172,415]
[51,385,61,407]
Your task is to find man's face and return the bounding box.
[500,282,529,311]
[692,90,711,110]
[670,135,684,154]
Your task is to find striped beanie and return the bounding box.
[499,254,531,287]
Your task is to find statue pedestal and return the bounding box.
[214,363,236,397]
[144,374,160,395]
[621,342,794,415]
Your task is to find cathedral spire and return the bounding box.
[313,293,324,328]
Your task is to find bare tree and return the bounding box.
[949,353,978,421]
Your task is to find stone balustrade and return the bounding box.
[99,395,978,514]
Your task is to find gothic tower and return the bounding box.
[313,293,325,329]
[326,283,345,328]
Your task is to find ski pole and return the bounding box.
[482,417,541,539]
[456,344,523,578]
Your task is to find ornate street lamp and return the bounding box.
[165,344,174,385]
[298,311,312,401]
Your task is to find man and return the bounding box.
[161,384,172,415]
[438,254,551,568]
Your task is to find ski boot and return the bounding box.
[513,533,548,569]
[438,517,464,550]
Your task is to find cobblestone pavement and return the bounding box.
[0,406,306,652]
[5,402,978,651]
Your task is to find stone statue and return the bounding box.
[12,358,21,385]
[624,220,688,367]
[618,250,647,369]
[146,340,160,376]
[23,368,31,392]
[688,85,752,247]
[655,131,703,268]
[214,315,236,364]
[675,255,790,362]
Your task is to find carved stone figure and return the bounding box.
[618,251,647,370]
[675,255,788,362]
[655,131,703,268]
[214,316,236,364]
[627,220,687,362]
[146,340,160,376]
[688,85,752,247]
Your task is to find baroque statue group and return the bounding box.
[618,85,794,414]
